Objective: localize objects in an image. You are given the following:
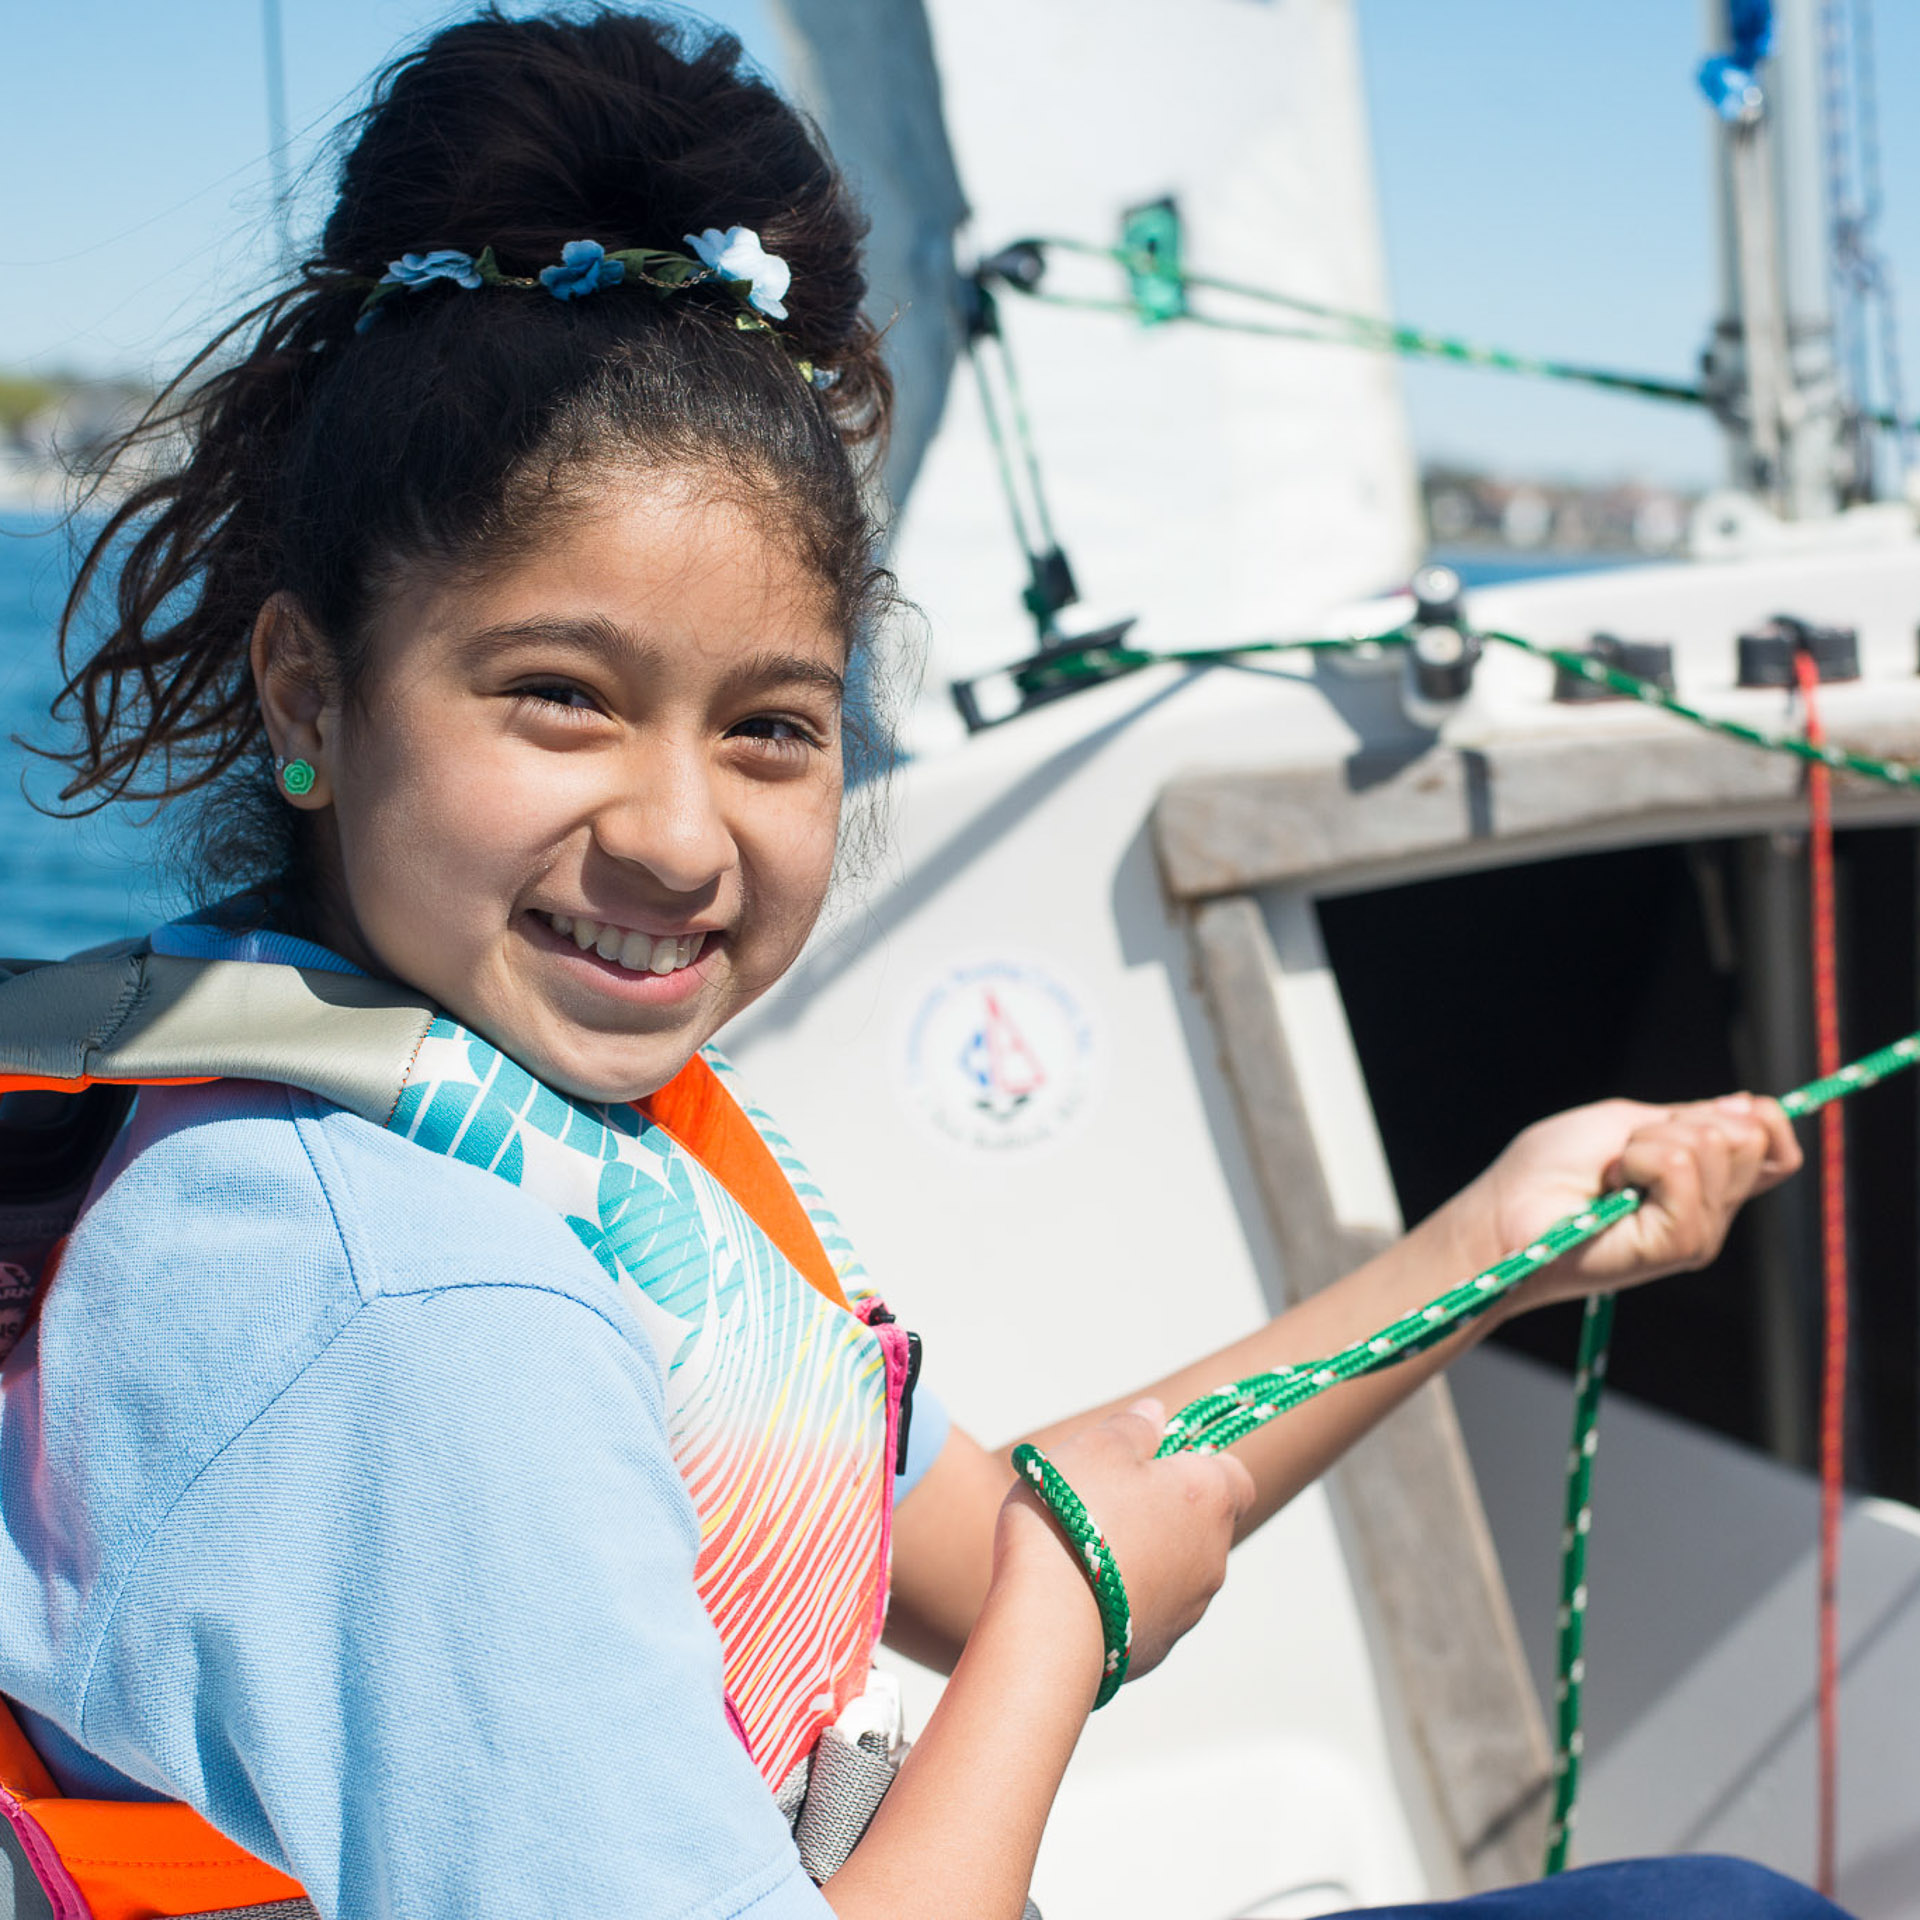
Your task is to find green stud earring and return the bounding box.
[279,757,316,798]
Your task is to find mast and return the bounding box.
[262,0,294,267]
[1701,0,1847,520]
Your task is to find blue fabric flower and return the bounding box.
[540,239,627,301]
[684,227,791,321]
[381,249,484,291]
[1698,54,1764,121]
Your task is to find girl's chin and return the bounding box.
[523,1026,709,1106]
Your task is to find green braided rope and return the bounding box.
[1148,1032,1917,1871]
[1482,629,1920,790]
[1012,1442,1134,1707]
[1002,237,1920,433]
[1153,1033,1920,1474]
[1011,625,1920,792]
[1545,1294,1613,1874]
[1153,1185,1645,1461]
[1543,1020,1919,1871]
[1010,1034,1916,1840]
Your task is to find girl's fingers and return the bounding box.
[1616,1122,1715,1268]
[1614,1102,1788,1272]
[1115,1399,1167,1457]
[1684,1100,1788,1205]
[1213,1449,1257,1517]
[1501,1089,1805,1309]
[1751,1095,1805,1184]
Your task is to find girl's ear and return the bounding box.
[251,593,336,809]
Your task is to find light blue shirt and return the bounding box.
[0,920,947,1919]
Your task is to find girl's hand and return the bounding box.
[994,1400,1254,1689]
[1467,1094,1802,1319]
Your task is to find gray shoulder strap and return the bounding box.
[0,954,437,1129]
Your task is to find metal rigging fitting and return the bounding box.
[1401,562,1482,727]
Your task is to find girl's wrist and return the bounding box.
[1400,1177,1531,1332]
[989,1489,1106,1706]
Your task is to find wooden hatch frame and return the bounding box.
[1150,709,1920,1892]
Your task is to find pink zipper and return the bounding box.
[0,1788,94,1919]
[856,1297,915,1644]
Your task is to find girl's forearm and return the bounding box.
[886,1193,1501,1669]
[1018,1184,1502,1538]
[823,1517,1102,1920]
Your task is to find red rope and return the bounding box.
[1795,650,1847,1900]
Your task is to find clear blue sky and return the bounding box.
[3,0,1915,487]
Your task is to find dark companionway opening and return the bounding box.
[1317,827,1920,1502]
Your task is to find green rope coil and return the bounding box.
[1012,1441,1134,1707]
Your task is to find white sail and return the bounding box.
[773,0,1422,728]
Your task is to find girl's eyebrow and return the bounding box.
[455,618,846,699]
[453,614,636,663]
[724,649,847,701]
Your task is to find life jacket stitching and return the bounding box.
[381,1014,437,1129]
[84,960,150,1071]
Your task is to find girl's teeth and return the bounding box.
[550,915,706,976]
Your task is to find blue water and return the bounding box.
[0,513,188,961]
[1432,546,1661,589]
[0,512,1642,962]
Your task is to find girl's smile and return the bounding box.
[255,470,848,1103]
[524,910,718,1003]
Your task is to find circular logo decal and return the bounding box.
[901,958,1100,1152]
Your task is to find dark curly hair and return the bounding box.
[49,6,895,896]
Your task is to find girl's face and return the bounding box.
[275,473,848,1102]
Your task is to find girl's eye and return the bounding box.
[727,714,820,752]
[515,681,603,716]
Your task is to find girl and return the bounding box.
[2,10,1836,1919]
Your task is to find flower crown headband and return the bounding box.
[354,225,835,388]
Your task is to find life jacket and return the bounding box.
[0,949,920,1920]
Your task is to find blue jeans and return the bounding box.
[1338,1857,1852,1917]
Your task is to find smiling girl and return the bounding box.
[0,10,1849,1920]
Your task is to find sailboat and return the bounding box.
[724,1,1920,1914]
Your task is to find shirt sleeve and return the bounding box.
[895,1385,950,1503]
[77,1281,830,1920]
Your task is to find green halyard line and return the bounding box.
[1016,626,1920,793]
[1546,1294,1614,1876]
[1007,237,1917,430]
[1154,1186,1643,1461]
[1481,630,1920,790]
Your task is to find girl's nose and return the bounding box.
[591,742,736,895]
